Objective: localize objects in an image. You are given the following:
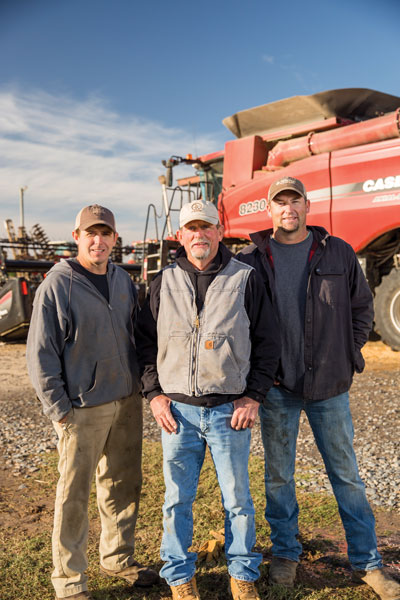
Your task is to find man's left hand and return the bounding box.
[231,396,259,430]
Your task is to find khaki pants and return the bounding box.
[52,395,143,598]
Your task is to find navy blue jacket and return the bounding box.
[237,226,374,401]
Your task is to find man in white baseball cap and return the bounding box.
[136,200,281,600]
[179,199,219,228]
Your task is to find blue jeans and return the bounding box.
[160,401,261,585]
[260,387,382,570]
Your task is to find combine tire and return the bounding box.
[374,269,400,351]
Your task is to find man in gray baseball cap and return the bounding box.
[136,200,280,600]
[27,204,158,599]
[267,176,307,203]
[237,177,400,600]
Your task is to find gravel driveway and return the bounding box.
[1,342,399,511]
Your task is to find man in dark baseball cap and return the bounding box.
[27,204,158,599]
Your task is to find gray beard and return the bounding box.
[190,242,211,260]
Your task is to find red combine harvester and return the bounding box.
[142,88,400,350]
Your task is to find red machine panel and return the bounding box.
[220,153,331,239]
[330,138,400,252]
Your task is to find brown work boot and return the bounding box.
[170,576,201,599]
[55,593,93,600]
[230,577,260,599]
[353,568,400,600]
[100,561,160,587]
[269,556,298,587]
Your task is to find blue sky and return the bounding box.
[1,0,399,243]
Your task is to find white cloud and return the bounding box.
[0,87,225,245]
[262,55,275,64]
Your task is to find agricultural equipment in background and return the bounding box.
[0,220,139,341]
[141,88,400,350]
[1,88,400,350]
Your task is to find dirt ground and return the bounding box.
[0,339,399,550]
[362,340,400,371]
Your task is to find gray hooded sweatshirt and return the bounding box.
[26,259,139,422]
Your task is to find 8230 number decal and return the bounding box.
[238,199,267,216]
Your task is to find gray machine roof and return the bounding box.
[222,88,400,139]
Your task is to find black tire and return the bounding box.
[374,269,400,351]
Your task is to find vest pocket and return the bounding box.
[157,332,192,394]
[196,334,245,394]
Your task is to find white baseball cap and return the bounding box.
[179,200,219,228]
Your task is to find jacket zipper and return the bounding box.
[74,265,131,395]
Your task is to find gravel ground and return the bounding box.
[0,342,399,511]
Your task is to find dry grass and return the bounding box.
[0,440,395,599]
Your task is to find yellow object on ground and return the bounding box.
[197,529,225,563]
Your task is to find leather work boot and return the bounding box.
[55,593,93,600]
[269,556,298,587]
[100,561,160,587]
[353,568,400,599]
[230,577,260,599]
[170,577,201,599]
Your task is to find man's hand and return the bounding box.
[150,394,178,434]
[231,396,259,430]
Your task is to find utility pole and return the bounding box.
[19,186,28,228]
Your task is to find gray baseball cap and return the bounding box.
[179,200,219,228]
[74,204,116,232]
[268,177,307,202]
